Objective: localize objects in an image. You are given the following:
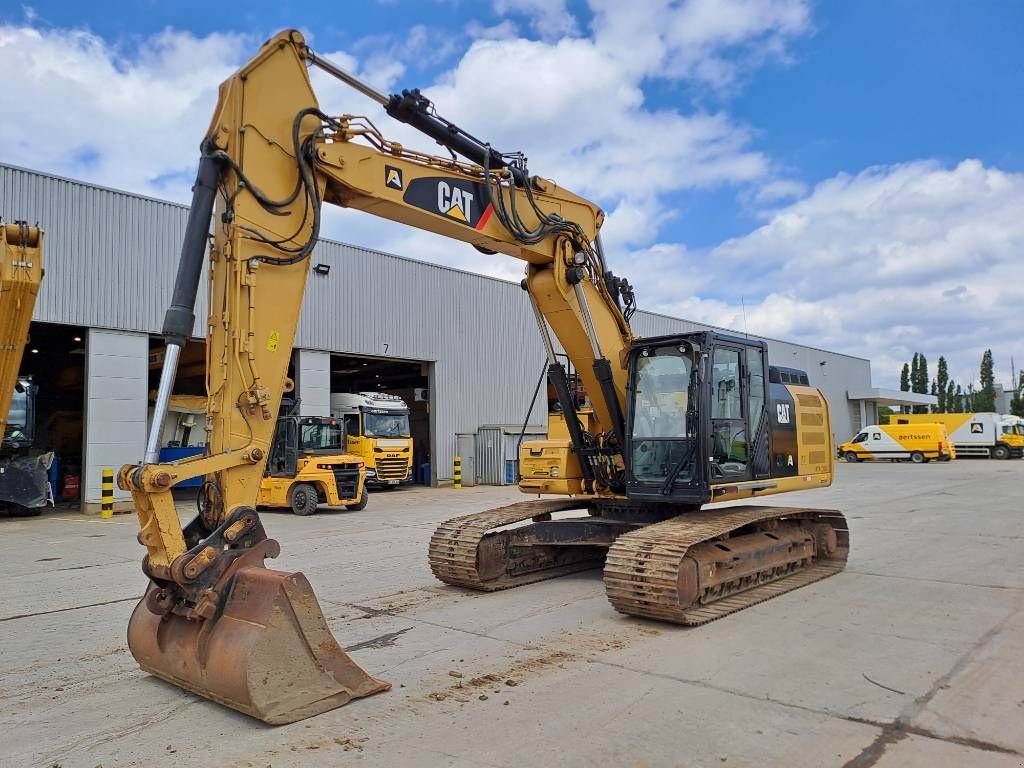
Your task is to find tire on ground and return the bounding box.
[290,483,319,516]
[346,486,369,511]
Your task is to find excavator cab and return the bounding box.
[624,331,774,504]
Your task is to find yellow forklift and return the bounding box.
[257,412,368,514]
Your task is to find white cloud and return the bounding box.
[493,0,579,39]
[591,0,811,88]
[465,19,520,41]
[0,24,248,199]
[753,178,808,204]
[638,160,1024,388]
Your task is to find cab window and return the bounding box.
[852,432,868,443]
[343,414,360,438]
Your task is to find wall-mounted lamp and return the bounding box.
[313,263,331,276]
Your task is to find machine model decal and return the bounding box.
[403,177,494,230]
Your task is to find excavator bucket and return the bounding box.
[127,565,390,724]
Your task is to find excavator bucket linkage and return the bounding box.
[124,499,389,724]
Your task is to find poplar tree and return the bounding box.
[974,350,995,412]
[913,354,929,413]
[900,362,911,414]
[936,356,949,413]
[1011,371,1024,417]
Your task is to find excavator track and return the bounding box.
[603,506,849,625]
[429,498,601,590]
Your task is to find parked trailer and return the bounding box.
[839,423,954,464]
[889,413,1024,459]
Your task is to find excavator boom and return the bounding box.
[1,222,50,515]
[1,222,43,439]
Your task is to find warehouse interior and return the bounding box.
[16,321,87,503]
[330,353,432,481]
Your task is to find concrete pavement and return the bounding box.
[1,460,1022,767]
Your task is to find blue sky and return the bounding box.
[2,1,1023,387]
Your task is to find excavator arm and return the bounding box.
[121,29,636,724]
[1,221,43,441]
[1,222,51,514]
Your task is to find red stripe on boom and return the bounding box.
[475,203,494,230]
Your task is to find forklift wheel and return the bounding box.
[346,487,369,512]
[290,483,319,516]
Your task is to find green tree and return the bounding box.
[878,405,894,424]
[1011,370,1024,418]
[929,380,937,413]
[974,350,995,412]
[965,383,976,412]
[900,362,911,414]
[936,356,949,413]
[913,354,929,413]
[946,380,958,412]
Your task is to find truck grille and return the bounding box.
[330,464,361,500]
[376,457,410,481]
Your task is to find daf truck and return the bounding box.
[330,392,413,486]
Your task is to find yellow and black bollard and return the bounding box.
[453,455,462,489]
[101,468,114,519]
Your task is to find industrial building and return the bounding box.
[2,161,917,510]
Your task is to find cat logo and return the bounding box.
[776,403,791,424]
[436,180,474,223]
[385,165,403,190]
[402,176,490,228]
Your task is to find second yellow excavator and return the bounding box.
[123,29,848,725]
[1,221,50,516]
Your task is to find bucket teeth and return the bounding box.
[128,566,390,724]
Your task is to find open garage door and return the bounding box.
[330,354,432,487]
[13,322,87,507]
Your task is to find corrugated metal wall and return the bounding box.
[2,162,872,478]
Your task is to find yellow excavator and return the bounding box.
[122,30,848,724]
[1,221,50,516]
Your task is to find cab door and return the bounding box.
[709,345,750,480]
[267,418,299,477]
[745,347,771,478]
